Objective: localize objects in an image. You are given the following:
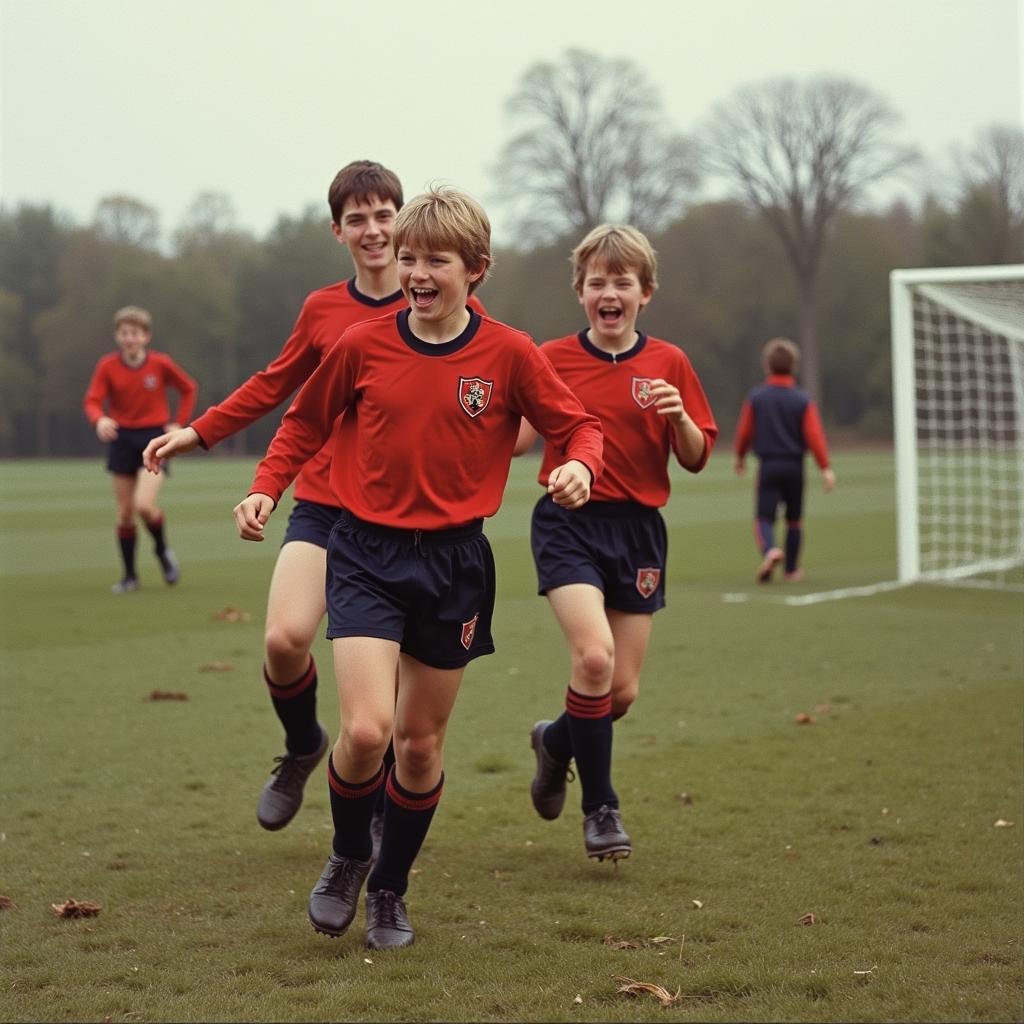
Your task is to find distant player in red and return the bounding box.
[516,224,717,863]
[143,161,486,842]
[235,186,603,951]
[734,338,835,583]
[83,305,197,593]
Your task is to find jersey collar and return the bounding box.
[347,277,404,308]
[576,329,647,363]
[766,374,796,387]
[397,308,481,356]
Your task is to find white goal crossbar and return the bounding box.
[890,265,1024,586]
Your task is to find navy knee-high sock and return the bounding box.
[785,520,802,573]
[117,525,137,578]
[327,755,383,861]
[565,687,617,812]
[367,769,443,897]
[144,513,167,556]
[756,518,775,554]
[264,658,321,755]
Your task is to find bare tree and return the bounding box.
[493,49,699,245]
[93,194,161,248]
[702,76,918,401]
[952,124,1024,263]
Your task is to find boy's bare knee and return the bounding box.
[341,719,390,763]
[265,624,309,665]
[395,732,441,776]
[576,644,613,687]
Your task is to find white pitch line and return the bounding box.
[782,579,911,606]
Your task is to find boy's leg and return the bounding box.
[365,653,464,950]
[257,540,330,830]
[782,470,806,579]
[755,466,783,582]
[133,468,179,584]
[309,635,398,938]
[545,584,630,860]
[111,473,138,590]
[606,609,653,720]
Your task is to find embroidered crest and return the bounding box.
[635,567,661,598]
[458,377,493,418]
[143,373,159,390]
[631,377,656,409]
[461,613,480,650]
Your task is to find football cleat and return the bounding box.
[111,576,139,594]
[158,548,180,585]
[365,889,414,950]
[308,853,372,937]
[583,804,632,862]
[257,725,329,831]
[529,720,574,821]
[756,547,783,583]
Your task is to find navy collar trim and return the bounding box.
[347,277,404,308]
[398,308,481,355]
[576,329,647,363]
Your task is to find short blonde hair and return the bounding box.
[392,186,492,293]
[762,338,799,375]
[571,224,658,294]
[113,305,153,331]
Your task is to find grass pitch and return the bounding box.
[1,452,1021,1023]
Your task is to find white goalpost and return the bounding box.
[890,264,1024,590]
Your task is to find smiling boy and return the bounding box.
[516,224,717,863]
[234,185,603,950]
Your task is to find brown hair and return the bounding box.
[327,160,404,225]
[392,186,492,293]
[762,338,799,375]
[113,305,152,331]
[571,224,658,294]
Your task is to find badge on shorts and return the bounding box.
[458,377,493,418]
[635,568,661,598]
[461,613,480,650]
[631,377,656,409]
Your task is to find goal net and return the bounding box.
[890,265,1024,589]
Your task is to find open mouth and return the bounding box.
[411,287,438,308]
[363,242,387,254]
[599,306,623,324]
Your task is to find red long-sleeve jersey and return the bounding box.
[251,309,604,529]
[191,279,486,506]
[83,350,197,428]
[534,331,717,507]
[733,374,830,469]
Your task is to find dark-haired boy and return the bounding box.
[734,337,835,583]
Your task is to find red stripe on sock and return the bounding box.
[565,688,612,719]
[328,762,384,799]
[264,658,316,699]
[385,771,443,811]
[117,525,137,539]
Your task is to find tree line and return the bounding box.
[1,53,1021,458]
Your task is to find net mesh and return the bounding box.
[910,276,1024,585]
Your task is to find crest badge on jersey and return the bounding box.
[143,373,159,391]
[631,377,656,409]
[458,377,493,418]
[461,612,480,650]
[635,567,661,599]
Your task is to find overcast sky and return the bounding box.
[1,0,1021,246]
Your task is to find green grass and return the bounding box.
[1,452,1021,1023]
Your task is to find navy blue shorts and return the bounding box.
[282,499,343,549]
[756,458,805,523]
[530,496,667,614]
[325,510,496,670]
[107,425,167,476]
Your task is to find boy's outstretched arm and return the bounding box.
[546,459,592,508]
[142,426,203,473]
[233,492,276,541]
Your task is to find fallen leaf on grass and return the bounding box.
[691,899,703,909]
[614,976,681,1007]
[572,994,583,1005]
[994,819,1015,828]
[794,712,814,724]
[199,661,234,673]
[603,935,641,950]
[853,965,877,976]
[797,913,817,926]
[211,606,250,622]
[677,792,694,806]
[51,899,101,918]
[0,894,16,911]
[147,690,188,701]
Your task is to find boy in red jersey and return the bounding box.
[734,338,835,583]
[143,162,483,838]
[84,306,197,593]
[234,186,603,950]
[516,225,717,862]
